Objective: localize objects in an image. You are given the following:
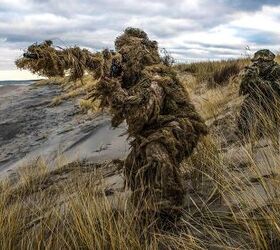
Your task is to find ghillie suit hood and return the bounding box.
[251,49,276,62]
[250,49,277,76]
[114,27,161,88]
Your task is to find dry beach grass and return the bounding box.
[1,58,280,249]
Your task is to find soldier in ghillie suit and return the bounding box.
[103,28,208,224]
[16,28,208,225]
[237,49,280,147]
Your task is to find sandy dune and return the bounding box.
[0,84,129,177]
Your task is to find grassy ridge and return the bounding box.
[176,55,280,87]
[176,58,249,87]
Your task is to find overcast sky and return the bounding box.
[0,0,280,75]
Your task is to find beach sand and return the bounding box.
[0,83,128,177]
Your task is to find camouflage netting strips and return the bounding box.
[16,27,208,227]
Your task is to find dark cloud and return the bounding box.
[225,0,280,11]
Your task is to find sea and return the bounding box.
[0,80,37,88]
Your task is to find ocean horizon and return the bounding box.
[0,79,39,87]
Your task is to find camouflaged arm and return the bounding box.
[110,89,150,129]
[111,112,125,128]
[270,64,280,80]
[95,77,151,130]
[270,65,280,93]
[124,82,164,133]
[239,66,260,96]
[109,87,129,127]
[91,77,127,127]
[103,80,162,131]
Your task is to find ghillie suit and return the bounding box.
[16,28,207,225]
[237,49,280,146]
[16,40,104,81]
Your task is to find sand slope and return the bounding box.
[0,84,129,177]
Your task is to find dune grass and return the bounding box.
[1,130,280,249]
[176,54,280,88]
[176,58,249,87]
[1,58,280,249]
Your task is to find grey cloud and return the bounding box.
[224,0,280,11]
[235,29,280,46]
[0,0,280,70]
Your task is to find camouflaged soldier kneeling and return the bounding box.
[98,28,208,225]
[237,49,280,148]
